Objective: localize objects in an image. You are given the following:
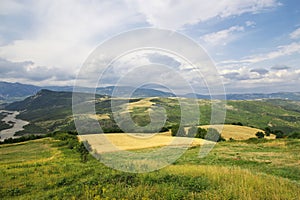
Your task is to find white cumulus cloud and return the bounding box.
[290,28,300,40]
[201,26,244,46]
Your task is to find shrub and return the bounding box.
[255,131,265,138]
[288,132,300,139]
[206,128,225,142]
[232,122,243,126]
[195,127,207,139]
[159,126,169,133]
[187,126,197,138]
[171,125,186,137]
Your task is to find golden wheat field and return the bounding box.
[79,133,212,153]
[200,124,276,140]
[79,125,275,154]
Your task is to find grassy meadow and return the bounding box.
[2,91,300,199]
[0,137,299,199]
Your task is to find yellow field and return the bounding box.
[79,125,275,153]
[88,114,110,120]
[79,133,211,153]
[200,124,276,140]
[127,98,155,111]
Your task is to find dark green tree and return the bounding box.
[206,128,225,142]
[195,127,207,139]
[187,126,197,138]
[171,125,186,137]
[264,127,272,136]
[255,131,265,139]
[288,132,300,139]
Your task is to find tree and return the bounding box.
[171,125,186,137]
[255,131,265,139]
[264,127,272,136]
[274,130,284,138]
[288,132,300,139]
[206,128,225,142]
[232,122,243,126]
[187,126,197,138]
[195,127,207,139]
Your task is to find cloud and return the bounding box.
[221,67,264,81]
[250,68,269,75]
[0,0,144,76]
[0,57,75,84]
[271,64,290,70]
[247,42,300,63]
[290,28,300,40]
[220,66,300,93]
[201,26,244,46]
[130,0,280,29]
[0,0,283,87]
[245,20,256,27]
[221,42,300,65]
[0,0,26,15]
[147,53,181,68]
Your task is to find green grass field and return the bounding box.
[0,137,299,199]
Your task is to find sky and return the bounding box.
[0,0,300,94]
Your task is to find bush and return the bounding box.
[245,137,268,143]
[274,130,285,138]
[255,131,265,139]
[187,126,197,138]
[0,134,46,145]
[288,132,300,139]
[159,126,169,133]
[206,128,225,142]
[195,127,207,139]
[231,122,243,126]
[171,125,186,137]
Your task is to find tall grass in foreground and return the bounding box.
[0,138,299,199]
[165,165,300,199]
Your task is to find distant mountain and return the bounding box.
[2,81,300,102]
[6,89,74,112]
[0,81,40,102]
[0,81,175,103]
[183,92,300,101]
[96,86,175,98]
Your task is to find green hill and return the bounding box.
[4,90,300,136]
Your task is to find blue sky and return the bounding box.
[0,0,299,93]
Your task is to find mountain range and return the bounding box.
[1,81,300,103]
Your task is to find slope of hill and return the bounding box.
[3,90,300,137]
[0,137,299,199]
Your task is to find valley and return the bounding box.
[1,89,300,199]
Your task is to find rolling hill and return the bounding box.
[3,90,300,137]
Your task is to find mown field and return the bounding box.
[0,137,299,199]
